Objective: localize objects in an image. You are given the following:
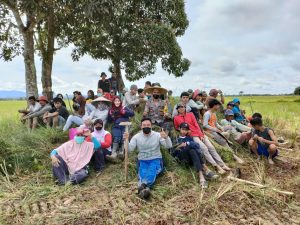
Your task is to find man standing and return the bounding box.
[124,117,172,200]
[98,72,110,93]
[109,72,119,94]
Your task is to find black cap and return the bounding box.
[179,122,190,130]
[100,72,107,77]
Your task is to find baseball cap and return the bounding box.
[179,122,190,130]
[176,103,186,110]
[224,109,234,116]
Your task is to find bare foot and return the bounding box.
[216,166,226,174]
[233,155,244,164]
[221,165,231,171]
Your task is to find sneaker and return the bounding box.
[138,183,147,194]
[200,180,208,189]
[205,171,219,180]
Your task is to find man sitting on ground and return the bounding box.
[43,97,69,129]
[232,98,247,124]
[18,96,41,123]
[123,117,172,200]
[143,85,172,131]
[205,89,225,107]
[172,92,192,117]
[249,117,278,164]
[203,99,244,164]
[171,122,219,188]
[123,84,146,110]
[23,96,52,130]
[220,109,251,144]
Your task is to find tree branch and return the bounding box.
[0,0,25,32]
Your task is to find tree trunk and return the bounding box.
[113,59,125,92]
[41,6,55,101]
[23,30,38,98]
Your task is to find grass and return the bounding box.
[0,96,300,224]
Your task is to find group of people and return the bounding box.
[18,72,280,200]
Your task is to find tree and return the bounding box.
[0,1,39,98]
[65,0,190,91]
[294,86,300,95]
[0,0,65,100]
[239,91,244,96]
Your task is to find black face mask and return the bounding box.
[142,127,151,134]
[95,126,102,131]
[153,94,160,99]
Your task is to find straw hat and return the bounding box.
[92,96,111,103]
[144,85,167,95]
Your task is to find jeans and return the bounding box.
[193,136,225,167]
[63,115,84,131]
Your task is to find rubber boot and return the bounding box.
[106,143,118,163]
[117,143,125,161]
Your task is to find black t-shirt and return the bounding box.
[51,106,69,120]
[98,79,110,92]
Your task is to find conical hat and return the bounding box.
[92,96,111,103]
[144,85,167,95]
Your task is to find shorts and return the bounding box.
[256,143,278,158]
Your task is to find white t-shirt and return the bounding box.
[28,102,41,113]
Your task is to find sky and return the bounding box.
[1,0,300,95]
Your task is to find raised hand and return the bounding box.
[160,128,168,139]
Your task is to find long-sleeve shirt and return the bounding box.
[220,119,251,133]
[27,104,52,118]
[122,92,140,107]
[187,99,204,110]
[128,131,172,160]
[173,112,204,138]
[203,110,222,132]
[89,109,109,124]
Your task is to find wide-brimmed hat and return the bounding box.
[92,96,111,103]
[144,85,167,95]
[38,96,48,103]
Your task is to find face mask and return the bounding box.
[153,94,159,99]
[95,126,102,131]
[74,136,85,144]
[97,93,102,97]
[142,127,151,134]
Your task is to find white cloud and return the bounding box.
[0,0,300,95]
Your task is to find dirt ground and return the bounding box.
[1,134,300,225]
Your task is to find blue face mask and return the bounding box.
[97,93,102,97]
[74,136,85,144]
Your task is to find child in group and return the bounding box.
[107,96,134,160]
[43,97,69,129]
[232,98,247,124]
[172,122,219,188]
[249,117,278,164]
[220,109,251,144]
[203,99,244,164]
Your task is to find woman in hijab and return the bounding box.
[107,96,134,160]
[50,128,101,185]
